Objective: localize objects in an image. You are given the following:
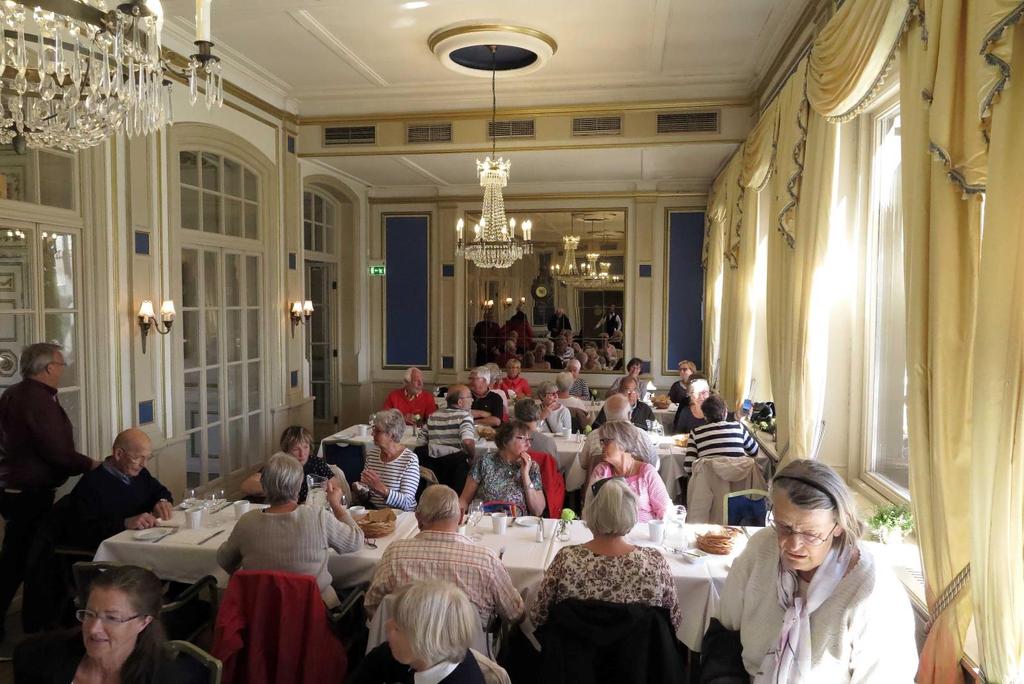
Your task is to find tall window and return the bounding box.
[302,188,338,435]
[0,227,84,445]
[179,150,263,487]
[303,189,334,254]
[863,103,908,496]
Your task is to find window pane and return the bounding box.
[246,308,259,360]
[248,413,262,458]
[186,432,201,488]
[182,310,200,370]
[42,232,75,309]
[205,310,219,366]
[248,361,260,411]
[207,424,221,479]
[226,309,241,363]
[204,251,219,307]
[38,152,74,209]
[244,169,257,201]
[0,314,33,392]
[224,254,241,307]
[314,194,324,223]
[180,188,200,231]
[206,369,220,423]
[245,256,258,307]
[303,221,312,251]
[303,191,312,220]
[227,363,243,417]
[0,231,33,309]
[223,158,242,197]
[201,153,220,191]
[44,313,77,387]
[227,418,243,474]
[180,151,199,187]
[224,198,242,237]
[181,249,199,308]
[244,203,258,240]
[184,371,201,430]
[202,193,221,234]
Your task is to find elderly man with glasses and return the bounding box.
[382,367,437,425]
[590,376,655,432]
[0,342,98,641]
[56,428,173,551]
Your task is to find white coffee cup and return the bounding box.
[649,519,665,544]
[561,428,572,439]
[457,524,468,537]
[358,424,370,437]
[233,501,250,519]
[348,505,367,517]
[491,512,508,535]
[542,518,557,540]
[186,508,203,530]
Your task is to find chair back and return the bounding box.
[326,464,353,502]
[530,450,565,518]
[723,488,769,526]
[567,407,590,433]
[323,442,365,483]
[71,561,121,608]
[166,640,223,684]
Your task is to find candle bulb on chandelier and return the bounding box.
[196,0,213,42]
[474,223,481,238]
[456,218,464,241]
[509,218,516,238]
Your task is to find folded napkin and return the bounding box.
[155,518,183,528]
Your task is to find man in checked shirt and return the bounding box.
[364,485,524,625]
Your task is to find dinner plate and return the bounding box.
[133,528,167,541]
[514,516,541,527]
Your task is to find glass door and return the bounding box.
[305,260,336,438]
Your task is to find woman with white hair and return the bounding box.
[535,380,571,435]
[361,408,419,511]
[672,376,711,435]
[218,453,363,608]
[708,460,917,682]
[586,420,670,522]
[351,580,488,684]
[530,477,681,629]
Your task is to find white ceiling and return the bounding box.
[161,0,811,117]
[158,1,808,190]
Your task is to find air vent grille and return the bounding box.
[488,119,535,139]
[572,115,622,136]
[323,125,376,146]
[407,122,453,144]
[656,110,720,134]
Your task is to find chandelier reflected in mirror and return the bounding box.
[454,45,532,269]
[0,0,222,152]
[551,215,623,288]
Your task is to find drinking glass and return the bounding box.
[468,501,484,528]
[182,488,198,508]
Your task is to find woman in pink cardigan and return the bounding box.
[586,420,671,522]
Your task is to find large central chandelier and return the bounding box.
[0,0,222,152]
[455,45,532,269]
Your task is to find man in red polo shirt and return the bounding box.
[381,367,437,425]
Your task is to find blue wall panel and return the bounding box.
[666,211,705,371]
[385,215,430,367]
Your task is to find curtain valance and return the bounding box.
[741,99,779,191]
[807,0,912,121]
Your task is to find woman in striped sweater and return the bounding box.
[683,394,759,476]
[362,408,420,511]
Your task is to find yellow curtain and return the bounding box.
[765,58,811,460]
[972,7,1024,682]
[899,3,983,681]
[807,0,911,121]
[716,153,744,398]
[703,182,727,377]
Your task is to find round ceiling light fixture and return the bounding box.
[428,24,557,78]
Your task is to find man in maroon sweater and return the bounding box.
[0,343,96,640]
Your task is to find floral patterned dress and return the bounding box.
[529,544,682,629]
[469,451,543,509]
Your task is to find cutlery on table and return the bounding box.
[151,528,177,543]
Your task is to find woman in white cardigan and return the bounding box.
[712,460,917,683]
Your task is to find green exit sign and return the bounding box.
[368,264,386,276]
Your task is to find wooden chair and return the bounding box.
[722,488,770,527]
[166,640,223,684]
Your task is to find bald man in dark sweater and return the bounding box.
[57,428,173,550]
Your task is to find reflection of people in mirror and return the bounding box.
[502,304,534,353]
[547,307,572,338]
[604,304,622,336]
[472,309,502,366]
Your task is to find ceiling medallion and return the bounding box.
[428,23,557,78]
[0,0,223,152]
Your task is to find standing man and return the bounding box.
[381,367,436,425]
[604,304,622,337]
[547,307,572,339]
[0,343,96,639]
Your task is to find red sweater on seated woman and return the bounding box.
[495,360,530,399]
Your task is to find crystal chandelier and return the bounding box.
[551,217,622,288]
[454,45,532,269]
[0,0,222,152]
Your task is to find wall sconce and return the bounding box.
[138,299,175,354]
[290,300,314,337]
